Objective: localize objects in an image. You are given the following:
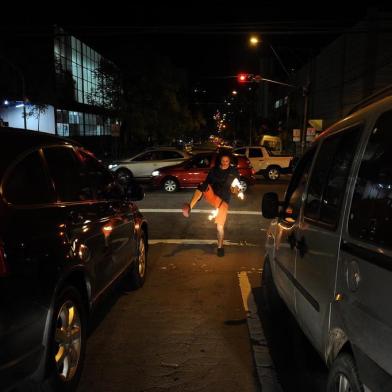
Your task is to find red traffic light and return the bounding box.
[237,73,254,83]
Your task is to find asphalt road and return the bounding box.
[77,177,328,392]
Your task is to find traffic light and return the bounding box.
[237,73,255,83]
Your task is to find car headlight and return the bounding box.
[152,170,160,176]
[108,164,118,170]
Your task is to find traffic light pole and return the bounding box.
[238,74,309,155]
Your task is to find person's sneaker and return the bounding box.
[217,247,224,257]
[182,203,191,218]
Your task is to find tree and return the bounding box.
[25,103,49,131]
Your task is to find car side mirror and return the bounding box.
[125,181,145,201]
[262,192,280,219]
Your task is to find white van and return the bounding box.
[261,94,392,392]
[260,135,282,153]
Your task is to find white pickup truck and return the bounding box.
[232,146,293,181]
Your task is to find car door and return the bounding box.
[295,125,362,354]
[186,154,212,186]
[272,148,316,312]
[129,151,156,178]
[248,147,264,173]
[337,110,392,384]
[78,149,137,277]
[43,146,112,298]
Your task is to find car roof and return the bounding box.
[0,127,79,150]
[0,127,80,178]
[317,95,392,141]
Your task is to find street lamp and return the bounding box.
[232,90,238,96]
[249,35,261,46]
[248,34,290,80]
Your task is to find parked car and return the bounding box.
[0,128,148,392]
[152,152,255,192]
[233,146,293,181]
[108,147,190,182]
[261,94,392,392]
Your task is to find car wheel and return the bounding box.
[239,179,248,193]
[266,166,280,181]
[261,257,284,316]
[116,168,133,183]
[43,286,86,392]
[163,177,178,192]
[129,231,147,289]
[327,353,364,392]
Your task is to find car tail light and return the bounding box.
[251,168,256,175]
[0,241,8,277]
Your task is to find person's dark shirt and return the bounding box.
[204,165,239,204]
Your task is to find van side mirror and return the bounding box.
[262,192,280,219]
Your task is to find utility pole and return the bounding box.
[301,84,310,154]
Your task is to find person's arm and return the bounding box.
[230,168,244,199]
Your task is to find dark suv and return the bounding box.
[0,128,148,391]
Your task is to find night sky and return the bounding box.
[59,2,391,103]
[3,2,392,109]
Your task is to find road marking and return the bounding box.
[238,271,282,392]
[140,208,261,216]
[149,239,259,246]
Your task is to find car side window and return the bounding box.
[156,151,183,160]
[283,148,316,223]
[44,147,94,202]
[133,151,155,161]
[235,148,246,155]
[4,150,55,205]
[304,126,361,227]
[249,148,263,158]
[191,155,211,168]
[77,150,122,200]
[349,111,392,248]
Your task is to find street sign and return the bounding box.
[293,128,301,142]
[306,127,316,142]
[111,123,120,137]
[308,119,323,131]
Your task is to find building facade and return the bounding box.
[257,10,392,153]
[0,26,119,145]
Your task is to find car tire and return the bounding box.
[129,231,147,289]
[261,257,284,316]
[239,178,248,193]
[327,353,364,392]
[162,177,178,192]
[266,166,281,181]
[116,168,133,183]
[42,286,86,392]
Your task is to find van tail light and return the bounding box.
[0,242,8,277]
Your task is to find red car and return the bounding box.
[152,152,256,192]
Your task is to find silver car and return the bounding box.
[262,94,392,392]
[108,148,190,182]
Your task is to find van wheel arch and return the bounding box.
[326,328,351,367]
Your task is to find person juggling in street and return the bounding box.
[182,152,244,257]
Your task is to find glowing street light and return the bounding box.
[249,35,261,46]
[232,90,238,96]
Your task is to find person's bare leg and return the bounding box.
[183,189,203,217]
[217,224,224,251]
[190,189,203,209]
